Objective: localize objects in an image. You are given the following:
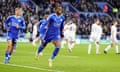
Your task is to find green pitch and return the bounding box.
[0,42,120,72]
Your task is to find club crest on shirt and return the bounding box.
[60,19,63,22]
[18,19,21,22]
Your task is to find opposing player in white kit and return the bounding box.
[32,21,40,46]
[88,19,102,54]
[61,20,76,52]
[104,20,120,54]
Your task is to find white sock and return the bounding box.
[71,43,75,49]
[88,44,92,54]
[35,38,39,42]
[39,40,41,45]
[61,40,65,48]
[115,45,119,53]
[105,45,111,52]
[96,44,100,54]
[32,39,35,44]
[68,42,71,49]
[33,38,39,44]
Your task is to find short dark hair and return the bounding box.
[44,11,49,15]
[54,4,62,9]
[94,18,99,23]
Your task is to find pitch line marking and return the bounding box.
[0,55,79,59]
[0,63,64,72]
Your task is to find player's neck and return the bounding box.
[55,13,61,17]
[15,15,20,18]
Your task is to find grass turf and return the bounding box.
[0,42,120,72]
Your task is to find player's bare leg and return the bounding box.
[67,38,73,52]
[96,42,101,54]
[35,50,43,60]
[49,40,60,67]
[32,37,38,46]
[4,40,13,64]
[70,41,75,52]
[68,41,75,53]
[68,42,72,52]
[61,38,66,48]
[12,40,17,53]
[104,43,113,54]
[114,43,120,54]
[88,42,92,54]
[35,40,47,60]
[71,41,75,49]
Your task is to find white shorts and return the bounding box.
[32,32,37,39]
[110,38,118,44]
[89,35,101,43]
[65,34,76,42]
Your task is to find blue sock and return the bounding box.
[9,52,12,56]
[37,45,45,54]
[5,51,10,63]
[8,52,12,60]
[5,51,10,59]
[50,46,60,60]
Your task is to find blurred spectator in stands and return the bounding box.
[104,4,109,13]
[27,21,33,38]
[0,21,3,36]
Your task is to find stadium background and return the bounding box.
[0,0,120,43]
[0,0,120,72]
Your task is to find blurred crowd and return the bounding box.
[72,0,102,12]
[0,0,120,39]
[0,0,38,36]
[0,0,21,35]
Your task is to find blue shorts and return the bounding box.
[44,34,60,43]
[7,32,18,42]
[39,34,45,40]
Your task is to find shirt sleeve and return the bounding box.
[100,26,103,35]
[91,24,95,33]
[60,18,65,34]
[4,16,11,29]
[39,21,46,32]
[47,15,52,22]
[19,18,26,30]
[45,15,52,29]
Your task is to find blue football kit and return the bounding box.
[37,13,65,61]
[4,15,25,64]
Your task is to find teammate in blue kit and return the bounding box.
[4,8,25,64]
[35,12,49,55]
[39,12,49,41]
[35,5,65,67]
